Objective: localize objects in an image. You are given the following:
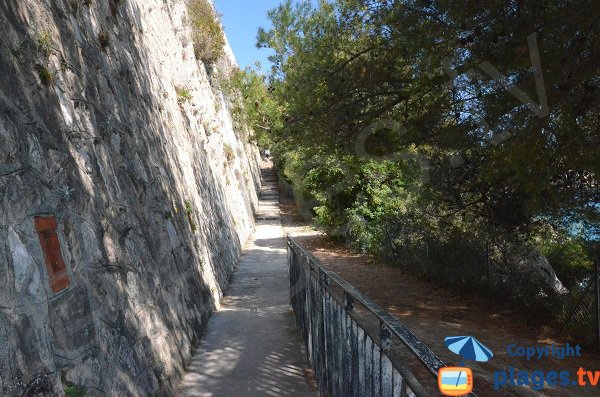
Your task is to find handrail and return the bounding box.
[287,235,478,397]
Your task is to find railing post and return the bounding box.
[486,240,492,304]
[286,236,468,397]
[319,267,331,395]
[320,268,330,289]
[345,292,354,312]
[380,321,392,352]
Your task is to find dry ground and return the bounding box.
[280,196,600,397]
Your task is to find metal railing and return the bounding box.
[287,236,477,397]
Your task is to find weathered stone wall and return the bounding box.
[0,0,261,395]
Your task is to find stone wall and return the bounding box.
[0,0,261,395]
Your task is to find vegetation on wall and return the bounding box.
[98,32,110,48]
[35,65,54,86]
[187,0,226,65]
[176,86,193,104]
[69,0,93,12]
[35,31,53,58]
[185,200,198,233]
[223,143,236,165]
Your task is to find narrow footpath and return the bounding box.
[178,161,314,397]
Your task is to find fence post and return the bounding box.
[486,240,491,305]
[595,259,599,349]
[486,241,490,285]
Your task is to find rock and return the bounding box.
[8,227,43,298]
[48,287,96,358]
[0,0,262,394]
[505,245,569,294]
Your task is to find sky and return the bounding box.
[213,1,284,70]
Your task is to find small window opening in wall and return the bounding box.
[34,215,70,293]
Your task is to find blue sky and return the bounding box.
[213,1,284,70]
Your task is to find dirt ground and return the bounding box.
[279,196,600,397]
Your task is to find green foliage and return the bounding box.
[35,31,52,58]
[260,0,598,229]
[184,201,197,232]
[259,0,599,307]
[187,0,225,64]
[223,143,235,164]
[176,86,193,104]
[221,68,284,148]
[542,240,593,290]
[64,384,86,397]
[35,65,53,86]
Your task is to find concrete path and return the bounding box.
[178,162,314,397]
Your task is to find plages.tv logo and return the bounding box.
[438,367,473,396]
[438,336,494,396]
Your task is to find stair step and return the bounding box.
[256,166,280,221]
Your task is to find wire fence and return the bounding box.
[380,222,600,347]
[560,260,600,347]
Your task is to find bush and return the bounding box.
[35,65,53,86]
[187,0,225,64]
[98,32,110,48]
[64,384,86,397]
[221,68,283,148]
[35,31,52,58]
[223,143,235,164]
[542,240,593,290]
[176,86,193,104]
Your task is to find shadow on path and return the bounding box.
[178,165,315,397]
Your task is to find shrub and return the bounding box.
[176,86,193,104]
[35,31,52,58]
[542,240,593,290]
[187,0,225,64]
[220,68,283,148]
[184,201,198,232]
[35,65,53,86]
[62,376,86,397]
[64,384,86,397]
[223,143,235,164]
[98,32,110,48]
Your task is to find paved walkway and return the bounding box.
[178,162,314,397]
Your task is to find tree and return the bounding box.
[221,67,285,148]
[259,0,599,242]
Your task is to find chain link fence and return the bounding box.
[560,260,600,347]
[379,220,600,347]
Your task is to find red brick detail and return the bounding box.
[34,216,70,293]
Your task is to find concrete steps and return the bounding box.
[256,165,280,221]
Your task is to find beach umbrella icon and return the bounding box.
[444,336,493,362]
